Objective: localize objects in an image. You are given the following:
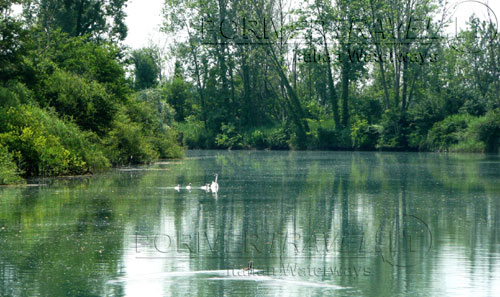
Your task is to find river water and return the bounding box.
[1,150,500,296]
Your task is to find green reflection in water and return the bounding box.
[1,151,500,297]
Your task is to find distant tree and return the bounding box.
[0,0,26,81]
[131,47,161,90]
[163,61,193,122]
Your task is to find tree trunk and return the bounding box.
[186,25,206,123]
[266,44,309,146]
[369,0,391,110]
[316,3,340,128]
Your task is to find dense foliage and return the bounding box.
[159,0,500,152]
[0,1,182,184]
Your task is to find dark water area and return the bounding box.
[1,150,500,296]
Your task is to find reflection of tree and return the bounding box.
[0,178,127,296]
[1,151,499,295]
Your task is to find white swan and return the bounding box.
[200,184,210,192]
[210,174,219,193]
[174,184,180,192]
[186,183,192,191]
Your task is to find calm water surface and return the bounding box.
[1,151,500,296]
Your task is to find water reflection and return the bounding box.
[0,151,500,296]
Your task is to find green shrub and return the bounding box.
[135,88,176,127]
[378,110,409,149]
[0,105,97,176]
[449,138,485,153]
[316,119,351,150]
[426,110,500,153]
[249,130,268,149]
[267,127,289,150]
[0,144,24,185]
[241,126,291,150]
[33,30,130,102]
[350,118,381,150]
[426,114,475,151]
[407,97,446,150]
[317,127,339,149]
[120,97,184,160]
[0,86,19,108]
[471,109,500,153]
[42,112,110,173]
[105,112,159,165]
[350,96,383,124]
[459,98,487,117]
[43,69,116,135]
[152,129,184,159]
[215,123,243,149]
[0,81,32,109]
[176,115,207,149]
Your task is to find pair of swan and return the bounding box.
[174,174,219,193]
[174,183,193,191]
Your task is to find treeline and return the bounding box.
[0,0,182,184]
[157,0,500,152]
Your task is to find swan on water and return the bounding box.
[200,184,210,191]
[174,184,180,192]
[186,183,192,191]
[211,174,219,193]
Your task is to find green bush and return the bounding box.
[350,118,381,150]
[407,97,446,150]
[241,126,290,150]
[459,98,487,117]
[42,69,116,135]
[350,96,383,124]
[471,109,500,153]
[378,110,410,149]
[426,110,500,153]
[105,112,159,165]
[248,130,268,149]
[176,115,208,149]
[135,88,176,128]
[0,86,20,108]
[152,131,184,159]
[449,138,485,153]
[0,144,24,185]
[315,119,351,150]
[267,127,289,150]
[317,127,339,149]
[0,105,99,176]
[119,97,183,160]
[41,111,110,173]
[32,30,130,102]
[215,123,243,149]
[0,82,30,108]
[426,114,474,151]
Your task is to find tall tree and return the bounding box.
[131,47,161,90]
[23,0,128,41]
[1,0,26,81]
